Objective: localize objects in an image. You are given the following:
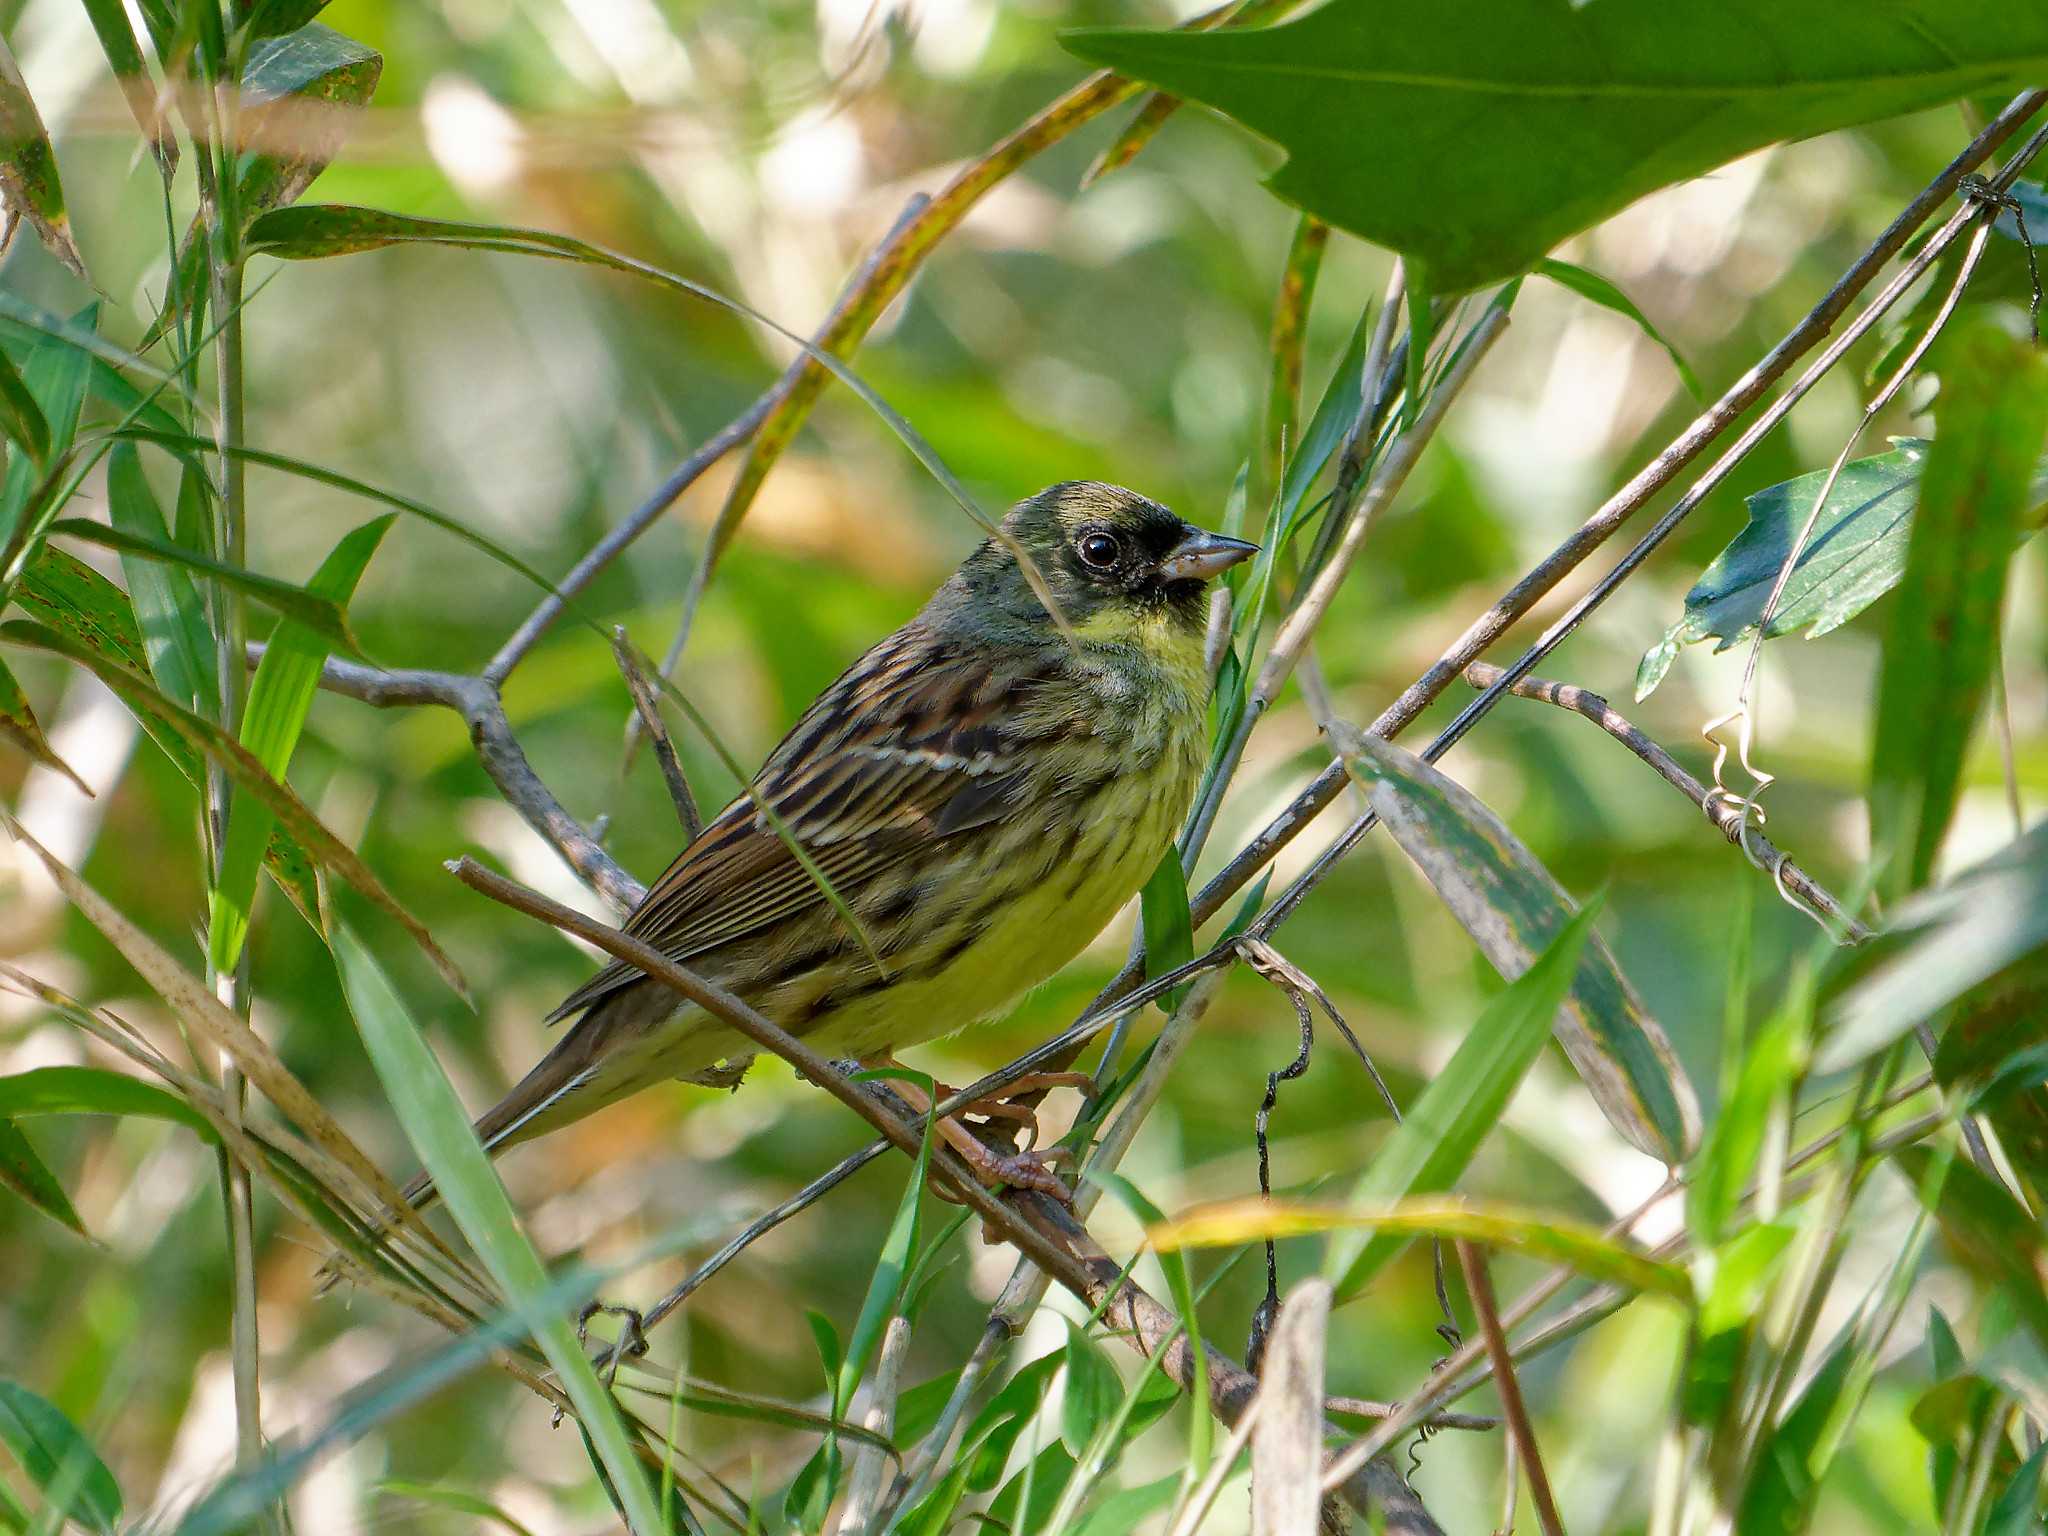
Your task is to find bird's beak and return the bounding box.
[1156,529,1259,583]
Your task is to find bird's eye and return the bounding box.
[1077,531,1122,570]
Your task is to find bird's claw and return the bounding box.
[577,1300,649,1385]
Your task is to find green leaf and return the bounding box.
[836,1109,929,1417]
[1138,851,1194,1013]
[1089,1170,1210,1484]
[0,345,49,466]
[1870,317,2048,896]
[1535,258,1701,400]
[103,444,218,712]
[208,514,392,974]
[0,1066,216,1141]
[1688,1004,1807,1249]
[1332,723,1698,1161]
[1736,1325,1858,1533]
[1894,1143,2048,1352]
[329,922,663,1536]
[0,1381,122,1534]
[374,1481,538,1536]
[1064,0,2048,294]
[2,618,464,996]
[79,0,176,175]
[1060,1323,1122,1460]
[0,42,88,282]
[1070,1472,1179,1536]
[1323,897,1600,1300]
[234,23,382,216]
[51,518,359,654]
[1823,821,2048,1075]
[0,304,96,567]
[1159,1194,1686,1299]
[1985,1442,2048,1536]
[0,655,89,794]
[237,0,334,42]
[0,1118,83,1237]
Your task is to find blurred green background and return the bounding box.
[0,1,2039,1531]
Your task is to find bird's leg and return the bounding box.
[855,1056,1074,1203]
[577,1298,649,1386]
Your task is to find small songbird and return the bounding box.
[410,482,1254,1204]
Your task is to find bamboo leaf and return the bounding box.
[1535,257,1701,399]
[102,445,218,711]
[0,303,96,567]
[0,1381,121,1534]
[836,1110,929,1417]
[1894,1143,2048,1351]
[1333,723,1699,1160]
[79,0,177,175]
[1870,316,2048,897]
[0,621,464,996]
[0,344,49,466]
[1060,1322,1122,1461]
[0,655,89,793]
[1985,1442,2048,1536]
[209,514,392,973]
[1138,851,1194,1014]
[235,23,382,216]
[0,1118,84,1237]
[1323,898,1600,1301]
[329,921,667,1536]
[0,1066,217,1141]
[0,42,88,282]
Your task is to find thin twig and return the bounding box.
[613,629,701,840]
[1455,1241,1564,1536]
[1460,661,1868,942]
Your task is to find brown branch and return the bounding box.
[1455,1240,1565,1536]
[1461,661,1869,942]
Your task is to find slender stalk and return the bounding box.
[1455,1241,1563,1536]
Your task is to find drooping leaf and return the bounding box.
[2,620,464,995]
[1323,897,1600,1300]
[103,444,218,712]
[1157,1195,1687,1299]
[0,656,88,793]
[1333,724,1698,1161]
[1869,316,2048,896]
[0,1118,83,1237]
[1064,0,2048,293]
[0,42,88,282]
[0,1381,121,1534]
[1535,257,1701,400]
[330,921,666,1536]
[1635,438,2048,699]
[208,514,392,974]
[0,1066,215,1141]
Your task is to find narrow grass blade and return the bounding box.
[0,305,95,562]
[0,1118,83,1237]
[102,444,217,710]
[209,514,392,973]
[0,1066,216,1141]
[79,0,176,174]
[1333,722,1699,1160]
[0,43,88,282]
[1323,897,1599,1301]
[330,921,666,1536]
[1870,315,2048,897]
[0,656,89,793]
[0,1382,120,1533]
[1138,852,1194,1014]
[1536,258,1702,400]
[0,344,49,466]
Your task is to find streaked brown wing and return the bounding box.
[547,626,1050,1023]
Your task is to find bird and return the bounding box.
[407,482,1255,1207]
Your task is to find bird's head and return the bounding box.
[946,481,1257,644]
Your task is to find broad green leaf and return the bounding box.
[1870,317,2048,896]
[103,445,218,712]
[0,655,88,793]
[0,1066,216,1141]
[1138,851,1194,1013]
[235,23,382,216]
[1535,258,1701,400]
[209,514,392,973]
[1158,1194,1686,1299]
[0,1381,121,1534]
[0,346,48,466]
[0,43,88,282]
[1823,821,2048,1074]
[1894,1144,2048,1352]
[0,1118,83,1237]
[1635,439,2048,699]
[329,921,663,1536]
[51,518,359,654]
[1333,724,1698,1160]
[79,0,176,175]
[0,304,96,566]
[963,1353,1063,1495]
[1064,1,2048,293]
[1060,1323,1122,1460]
[1323,897,1600,1300]
[2,619,464,995]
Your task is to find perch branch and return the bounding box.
[1461,661,1869,941]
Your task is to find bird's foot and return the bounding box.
[577,1299,649,1386]
[932,1122,1075,1204]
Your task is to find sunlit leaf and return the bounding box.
[1065,1,2048,293]
[0,43,88,282]
[0,1381,121,1534]
[1870,316,2048,896]
[1333,724,1698,1160]
[1323,897,1600,1300]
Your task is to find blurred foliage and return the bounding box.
[0,1,2044,1534]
